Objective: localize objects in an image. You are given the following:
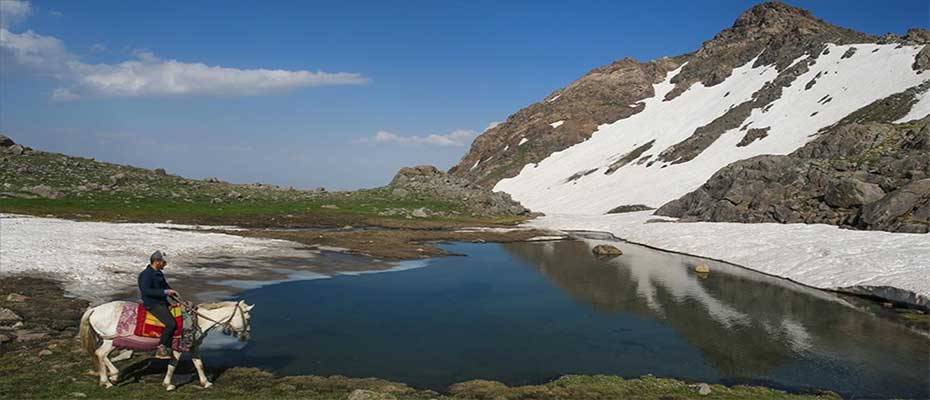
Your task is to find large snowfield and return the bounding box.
[527,213,930,305]
[495,43,929,214]
[0,214,299,300]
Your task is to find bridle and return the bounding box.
[170,294,251,338]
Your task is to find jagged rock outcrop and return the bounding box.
[656,104,930,233]
[389,165,528,216]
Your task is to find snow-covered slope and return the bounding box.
[495,43,929,215]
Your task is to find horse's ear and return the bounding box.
[246,304,255,311]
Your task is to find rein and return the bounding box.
[170,294,249,336]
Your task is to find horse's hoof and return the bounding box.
[100,382,113,389]
[202,381,213,389]
[165,384,176,391]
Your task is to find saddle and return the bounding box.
[134,304,183,338]
[113,302,189,352]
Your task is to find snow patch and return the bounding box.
[895,87,930,123]
[518,137,529,146]
[550,120,565,128]
[548,94,561,102]
[527,213,930,303]
[470,159,481,170]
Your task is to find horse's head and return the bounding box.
[201,300,255,342]
[226,301,254,342]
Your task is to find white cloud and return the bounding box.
[0,0,32,29]
[358,129,479,147]
[0,7,369,99]
[89,43,107,53]
[485,121,502,131]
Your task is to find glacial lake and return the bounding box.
[202,240,929,399]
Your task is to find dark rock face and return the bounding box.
[736,128,770,147]
[389,165,528,216]
[656,89,930,234]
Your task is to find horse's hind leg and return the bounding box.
[110,349,133,362]
[191,353,212,388]
[162,350,182,391]
[95,340,115,388]
[103,351,121,379]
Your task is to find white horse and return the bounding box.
[79,300,254,391]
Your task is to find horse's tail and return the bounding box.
[79,307,100,370]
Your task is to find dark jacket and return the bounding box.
[138,265,171,306]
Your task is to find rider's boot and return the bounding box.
[155,344,171,359]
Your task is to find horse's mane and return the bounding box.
[198,301,235,310]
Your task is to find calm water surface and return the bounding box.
[203,240,929,398]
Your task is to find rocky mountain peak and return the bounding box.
[731,1,818,33]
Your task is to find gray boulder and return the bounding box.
[592,244,623,256]
[30,185,63,199]
[8,144,25,155]
[0,308,22,323]
[0,134,14,147]
[824,178,884,208]
[860,179,930,233]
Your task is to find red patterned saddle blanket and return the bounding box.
[116,303,183,338]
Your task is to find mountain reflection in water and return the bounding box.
[203,240,929,398]
[504,239,927,382]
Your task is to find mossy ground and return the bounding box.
[0,342,839,400]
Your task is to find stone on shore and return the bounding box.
[592,244,623,256]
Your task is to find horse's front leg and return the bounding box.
[162,351,182,391]
[191,351,212,388]
[95,340,115,388]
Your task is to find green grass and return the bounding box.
[0,339,840,400]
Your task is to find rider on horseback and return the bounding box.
[138,250,178,359]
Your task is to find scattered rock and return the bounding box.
[391,188,409,198]
[347,389,397,400]
[882,302,895,308]
[606,204,654,214]
[227,191,242,199]
[109,173,126,186]
[695,264,711,274]
[5,293,29,302]
[698,383,712,395]
[0,307,22,323]
[210,198,223,204]
[8,144,25,155]
[38,349,53,356]
[154,168,167,176]
[70,393,87,398]
[592,244,623,257]
[14,330,49,342]
[0,334,9,343]
[321,204,339,209]
[411,208,429,218]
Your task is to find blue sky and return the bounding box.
[2,0,927,189]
